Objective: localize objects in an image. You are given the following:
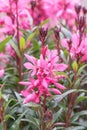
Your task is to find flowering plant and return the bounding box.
[0,0,87,130]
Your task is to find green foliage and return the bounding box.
[0,36,12,52]
[19,37,26,51]
[10,42,21,57]
[1,18,87,130]
[72,61,78,72]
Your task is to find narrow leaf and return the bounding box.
[0,36,12,52]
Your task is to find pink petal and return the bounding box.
[23,93,37,103]
[54,83,66,90]
[24,54,36,65]
[42,79,48,89]
[21,90,29,97]
[19,81,30,86]
[24,62,34,70]
[57,64,68,71]
[61,39,69,50]
[50,88,61,94]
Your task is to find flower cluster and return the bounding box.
[62,33,87,62]
[61,5,87,62]
[19,46,67,103]
[0,0,80,38]
[41,0,79,28]
[0,0,31,37]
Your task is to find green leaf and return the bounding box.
[10,110,28,130]
[4,98,16,111]
[71,111,87,122]
[65,126,85,130]
[0,36,12,52]
[54,72,68,78]
[74,77,82,89]
[74,120,87,127]
[32,40,40,50]
[78,64,87,75]
[52,108,63,123]
[76,93,87,104]
[21,117,40,130]
[24,102,40,108]
[27,32,36,42]
[39,18,49,27]
[72,61,78,72]
[10,42,21,57]
[5,114,15,121]
[49,89,77,103]
[64,49,69,59]
[19,37,26,51]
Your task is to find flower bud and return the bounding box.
[30,0,36,10]
[75,4,81,14]
[79,16,85,29]
[82,7,87,15]
[54,27,60,40]
[39,27,48,45]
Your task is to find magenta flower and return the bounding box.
[0,69,4,78]
[61,33,87,62]
[0,0,31,36]
[41,0,80,28]
[5,44,16,58]
[0,0,80,36]
[20,46,67,103]
[0,53,9,68]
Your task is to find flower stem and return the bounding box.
[41,96,46,130]
[0,98,7,130]
[15,0,23,92]
[65,72,78,127]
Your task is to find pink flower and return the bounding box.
[0,69,4,78]
[20,46,67,103]
[0,52,9,69]
[21,90,40,104]
[29,0,47,25]
[61,33,87,62]
[5,44,16,58]
[0,0,31,36]
[41,0,80,27]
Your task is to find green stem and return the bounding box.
[15,0,23,92]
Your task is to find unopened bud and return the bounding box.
[79,16,85,29]
[82,7,87,15]
[30,0,36,10]
[75,4,81,14]
[39,27,48,45]
[54,27,61,40]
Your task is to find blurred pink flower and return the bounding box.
[0,0,31,36]
[29,0,47,25]
[0,52,9,69]
[41,0,79,27]
[0,69,4,78]
[0,52,8,79]
[61,33,87,62]
[0,0,80,35]
[5,44,16,58]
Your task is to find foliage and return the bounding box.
[0,0,87,130]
